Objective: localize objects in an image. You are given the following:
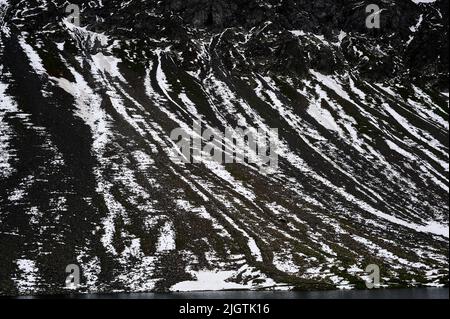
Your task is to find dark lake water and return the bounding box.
[19,288,449,299]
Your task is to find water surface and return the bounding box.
[20,287,449,299]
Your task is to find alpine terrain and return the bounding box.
[0,0,448,295]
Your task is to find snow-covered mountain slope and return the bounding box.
[0,0,448,295]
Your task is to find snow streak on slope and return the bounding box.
[0,79,17,178]
[0,0,448,295]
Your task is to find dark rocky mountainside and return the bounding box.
[0,0,448,295]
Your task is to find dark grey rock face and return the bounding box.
[0,0,448,295]
[91,0,449,87]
